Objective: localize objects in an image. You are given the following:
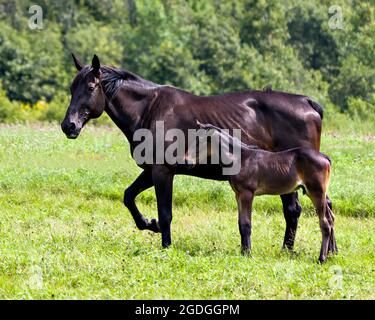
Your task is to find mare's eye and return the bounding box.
[81,108,90,117]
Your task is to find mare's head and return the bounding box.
[61,54,106,139]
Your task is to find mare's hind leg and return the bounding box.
[124,170,160,233]
[236,190,254,255]
[281,192,302,251]
[326,195,338,254]
[310,193,332,263]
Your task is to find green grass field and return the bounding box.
[0,123,374,299]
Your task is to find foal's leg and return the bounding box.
[310,194,331,263]
[236,190,254,255]
[326,195,338,254]
[124,170,160,233]
[152,165,174,248]
[281,192,302,250]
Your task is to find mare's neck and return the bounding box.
[104,86,155,142]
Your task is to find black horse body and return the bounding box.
[62,55,324,250]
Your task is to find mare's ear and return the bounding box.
[71,53,83,71]
[92,54,101,78]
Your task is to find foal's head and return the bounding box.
[61,54,106,139]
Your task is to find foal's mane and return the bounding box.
[100,66,160,98]
[197,122,261,151]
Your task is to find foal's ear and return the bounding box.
[91,54,101,77]
[71,53,83,71]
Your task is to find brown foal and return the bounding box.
[198,122,337,263]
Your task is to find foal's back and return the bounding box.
[238,148,300,195]
[236,147,330,196]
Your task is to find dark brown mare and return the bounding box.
[61,54,335,253]
[197,122,337,262]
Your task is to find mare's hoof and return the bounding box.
[148,218,161,233]
[328,247,339,255]
[282,244,294,252]
[328,242,339,255]
[241,248,251,257]
[136,220,148,230]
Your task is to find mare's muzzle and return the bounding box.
[61,119,81,139]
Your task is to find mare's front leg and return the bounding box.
[124,170,160,233]
[236,190,254,255]
[152,165,174,248]
[281,192,302,250]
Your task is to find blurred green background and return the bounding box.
[0,0,374,126]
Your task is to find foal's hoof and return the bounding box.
[318,256,327,264]
[148,218,161,233]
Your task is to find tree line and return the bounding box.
[0,0,374,123]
